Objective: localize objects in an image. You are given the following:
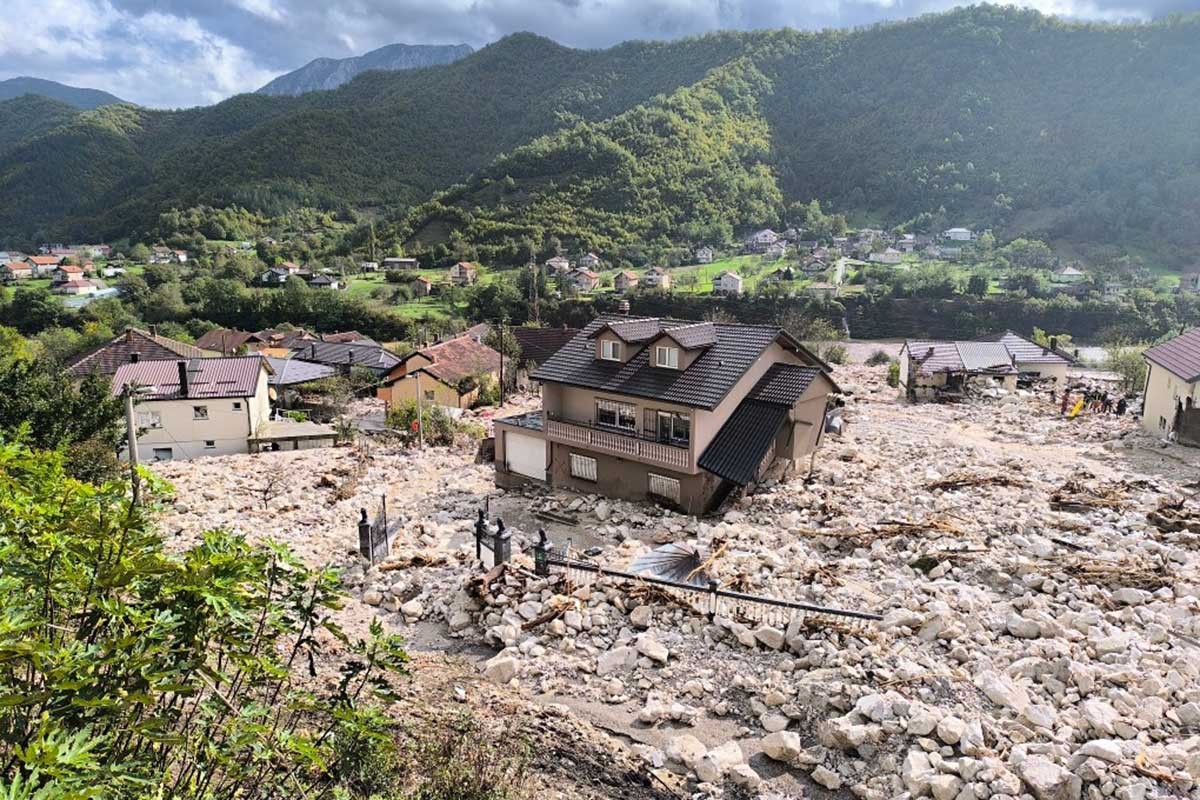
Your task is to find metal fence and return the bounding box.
[357,497,390,565]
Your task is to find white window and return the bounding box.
[655,346,679,369]
[192,405,208,420]
[648,473,681,503]
[232,401,242,411]
[596,399,636,431]
[204,440,216,449]
[151,447,173,462]
[570,453,597,482]
[655,411,690,446]
[599,340,621,361]
[136,410,162,430]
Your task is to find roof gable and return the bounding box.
[68,328,212,377]
[1145,327,1200,382]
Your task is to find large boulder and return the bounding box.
[1017,756,1082,800]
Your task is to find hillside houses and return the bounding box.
[613,270,638,293]
[641,266,671,290]
[695,246,714,264]
[564,268,600,292]
[713,271,744,296]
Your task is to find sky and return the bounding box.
[1,0,1194,108]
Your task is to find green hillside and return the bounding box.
[2,7,1200,265]
[0,95,81,155]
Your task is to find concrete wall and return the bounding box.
[1143,363,1200,437]
[1016,361,1068,385]
[132,395,253,461]
[386,372,473,410]
[546,442,721,515]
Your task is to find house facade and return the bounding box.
[695,246,714,264]
[411,276,433,296]
[713,271,744,296]
[1143,328,1200,444]
[869,248,902,265]
[25,255,62,276]
[377,335,505,411]
[111,357,272,461]
[613,270,638,293]
[577,252,602,270]
[382,257,419,271]
[744,229,779,253]
[564,268,600,292]
[943,228,974,242]
[450,262,478,285]
[493,317,838,514]
[641,266,671,290]
[898,340,1019,401]
[1,261,33,281]
[545,255,572,274]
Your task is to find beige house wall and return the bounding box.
[1016,361,1068,384]
[1143,363,1200,436]
[130,372,270,461]
[387,372,473,410]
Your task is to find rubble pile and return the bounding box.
[152,364,1200,799]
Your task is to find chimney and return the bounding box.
[130,352,140,363]
[150,324,158,337]
[125,328,135,343]
[1049,336,1058,351]
[177,360,189,397]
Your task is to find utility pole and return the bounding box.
[497,318,506,407]
[530,260,540,325]
[414,372,424,449]
[123,386,142,506]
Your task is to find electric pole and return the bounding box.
[415,372,424,449]
[497,318,506,407]
[123,386,142,506]
[530,260,540,325]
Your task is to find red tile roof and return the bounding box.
[110,356,267,400]
[408,336,505,386]
[28,255,61,265]
[1145,327,1200,382]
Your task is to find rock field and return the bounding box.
[151,364,1200,799]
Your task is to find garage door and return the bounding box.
[505,431,546,481]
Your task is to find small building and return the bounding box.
[980,330,1073,385]
[713,271,744,296]
[306,273,339,290]
[564,268,600,292]
[1052,265,1086,284]
[869,248,903,265]
[359,261,380,272]
[1,261,33,281]
[896,234,919,253]
[377,335,507,411]
[450,261,478,285]
[943,227,974,242]
[1143,328,1200,444]
[195,328,272,355]
[295,341,401,377]
[25,255,62,276]
[613,270,639,293]
[278,261,304,274]
[744,229,779,253]
[804,282,838,299]
[801,258,828,275]
[410,275,433,297]
[1104,281,1128,299]
[260,267,293,285]
[54,279,98,296]
[898,340,1018,401]
[545,255,572,274]
[641,266,671,290]
[764,241,788,259]
[68,327,216,379]
[577,252,602,270]
[1181,269,1200,294]
[110,356,273,461]
[382,257,419,271]
[695,246,714,264]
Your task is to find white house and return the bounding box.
[695,246,714,264]
[765,241,788,259]
[577,252,602,270]
[545,255,572,274]
[745,229,779,252]
[1051,265,1086,284]
[713,271,744,296]
[943,228,974,242]
[382,257,419,271]
[869,248,903,265]
[641,266,671,290]
[54,279,98,296]
[111,357,273,461]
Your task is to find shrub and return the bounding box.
[388,400,459,446]
[822,343,849,365]
[399,715,532,800]
[865,349,892,366]
[887,361,901,387]
[1105,344,1148,392]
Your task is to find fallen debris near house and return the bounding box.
[924,472,1026,491]
[1043,553,1172,591]
[1049,479,1127,512]
[1148,498,1200,535]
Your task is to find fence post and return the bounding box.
[358,508,372,564]
[533,528,550,577]
[474,508,486,562]
[708,580,720,620]
[493,517,511,565]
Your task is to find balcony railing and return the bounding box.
[545,414,690,471]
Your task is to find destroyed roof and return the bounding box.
[979,331,1074,365]
[296,341,401,372]
[698,364,828,486]
[1144,327,1200,382]
[110,356,267,400]
[264,356,338,386]
[904,340,1018,376]
[67,328,214,377]
[536,316,826,410]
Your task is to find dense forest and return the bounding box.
[3,7,1200,267]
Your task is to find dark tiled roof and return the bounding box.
[697,401,789,486]
[321,330,372,344]
[661,322,717,350]
[68,328,213,377]
[512,326,578,367]
[979,331,1074,365]
[110,356,267,400]
[534,316,807,410]
[1145,328,1200,382]
[297,341,401,373]
[750,364,822,406]
[265,356,338,386]
[194,328,261,353]
[588,318,663,343]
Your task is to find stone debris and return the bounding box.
[150,366,1200,799]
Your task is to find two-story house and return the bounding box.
[641,266,671,290]
[450,261,478,285]
[713,271,744,296]
[494,316,838,514]
[695,246,714,264]
[744,229,779,253]
[564,268,600,292]
[613,270,639,293]
[110,357,273,460]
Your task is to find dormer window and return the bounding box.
[655,346,679,369]
[599,340,621,361]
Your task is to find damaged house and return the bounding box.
[493,316,839,514]
[1143,327,1200,445]
[898,340,1019,401]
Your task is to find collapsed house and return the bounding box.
[898,340,1018,401]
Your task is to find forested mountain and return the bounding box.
[0,77,123,109]
[2,7,1200,265]
[0,95,81,155]
[257,43,474,96]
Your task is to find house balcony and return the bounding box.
[545,414,691,471]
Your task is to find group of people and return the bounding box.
[1058,386,1128,417]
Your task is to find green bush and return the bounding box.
[822,343,848,365]
[865,349,892,366]
[0,439,409,798]
[399,715,531,800]
[887,361,901,387]
[388,400,459,446]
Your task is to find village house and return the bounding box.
[382,257,419,271]
[794,240,818,254]
[869,247,903,265]
[545,255,572,274]
[1181,269,1200,294]
[1142,327,1200,445]
[278,261,304,275]
[111,357,273,461]
[25,255,62,276]
[1104,281,1128,299]
[804,282,838,300]
[898,340,1019,401]
[764,266,797,285]
[294,341,401,377]
[55,280,98,296]
[493,316,839,514]
[613,270,639,293]
[801,258,828,275]
[744,229,780,253]
[359,261,380,272]
[450,261,478,285]
[195,328,272,355]
[260,267,294,285]
[713,270,744,296]
[943,227,974,242]
[695,246,714,264]
[149,246,187,264]
[765,241,788,259]
[896,234,919,253]
[306,273,339,290]
[377,335,506,411]
[1052,265,1086,283]
[52,264,86,284]
[1,261,33,281]
[68,327,216,379]
[564,268,600,293]
[577,252,602,270]
[641,266,671,291]
[980,330,1073,384]
[410,275,433,297]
